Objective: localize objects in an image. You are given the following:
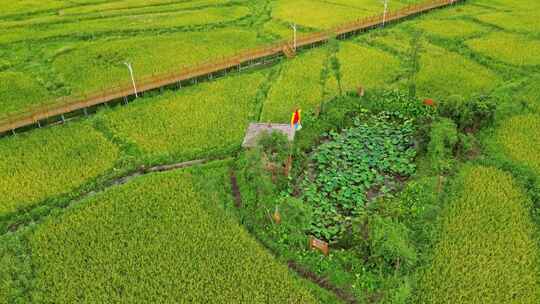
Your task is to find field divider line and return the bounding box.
[0,0,464,136]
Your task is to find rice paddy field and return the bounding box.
[28,164,317,303]
[0,122,119,216]
[260,47,337,123]
[102,70,268,162]
[415,165,540,303]
[1,0,540,303]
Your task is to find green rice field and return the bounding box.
[27,164,316,303]
[415,165,540,303]
[2,0,540,302]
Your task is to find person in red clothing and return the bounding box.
[291,108,302,130]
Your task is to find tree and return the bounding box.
[406,31,423,98]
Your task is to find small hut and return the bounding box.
[242,123,296,148]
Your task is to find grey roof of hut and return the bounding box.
[242,123,296,148]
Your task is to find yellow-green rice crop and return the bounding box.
[466,33,540,66]
[272,0,413,29]
[412,19,487,39]
[337,42,401,91]
[0,122,119,216]
[363,29,412,53]
[476,12,540,33]
[494,114,540,173]
[28,165,317,303]
[0,72,49,120]
[261,20,297,40]
[416,165,540,304]
[261,48,337,123]
[519,76,540,113]
[417,43,500,99]
[0,6,250,45]
[103,71,266,161]
[472,0,540,12]
[0,233,32,304]
[272,0,368,29]
[52,28,262,95]
[321,0,413,11]
[420,2,496,19]
[0,0,67,17]
[53,0,232,18]
[0,28,262,118]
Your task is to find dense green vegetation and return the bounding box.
[303,112,417,241]
[228,1,540,301]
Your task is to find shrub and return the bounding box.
[240,148,277,207]
[366,215,417,272]
[257,130,291,165]
[363,89,435,119]
[437,94,497,131]
[405,30,423,98]
[427,118,458,174]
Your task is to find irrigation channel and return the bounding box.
[0,0,463,137]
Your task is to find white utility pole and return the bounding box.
[382,0,389,27]
[291,23,297,51]
[124,62,138,98]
